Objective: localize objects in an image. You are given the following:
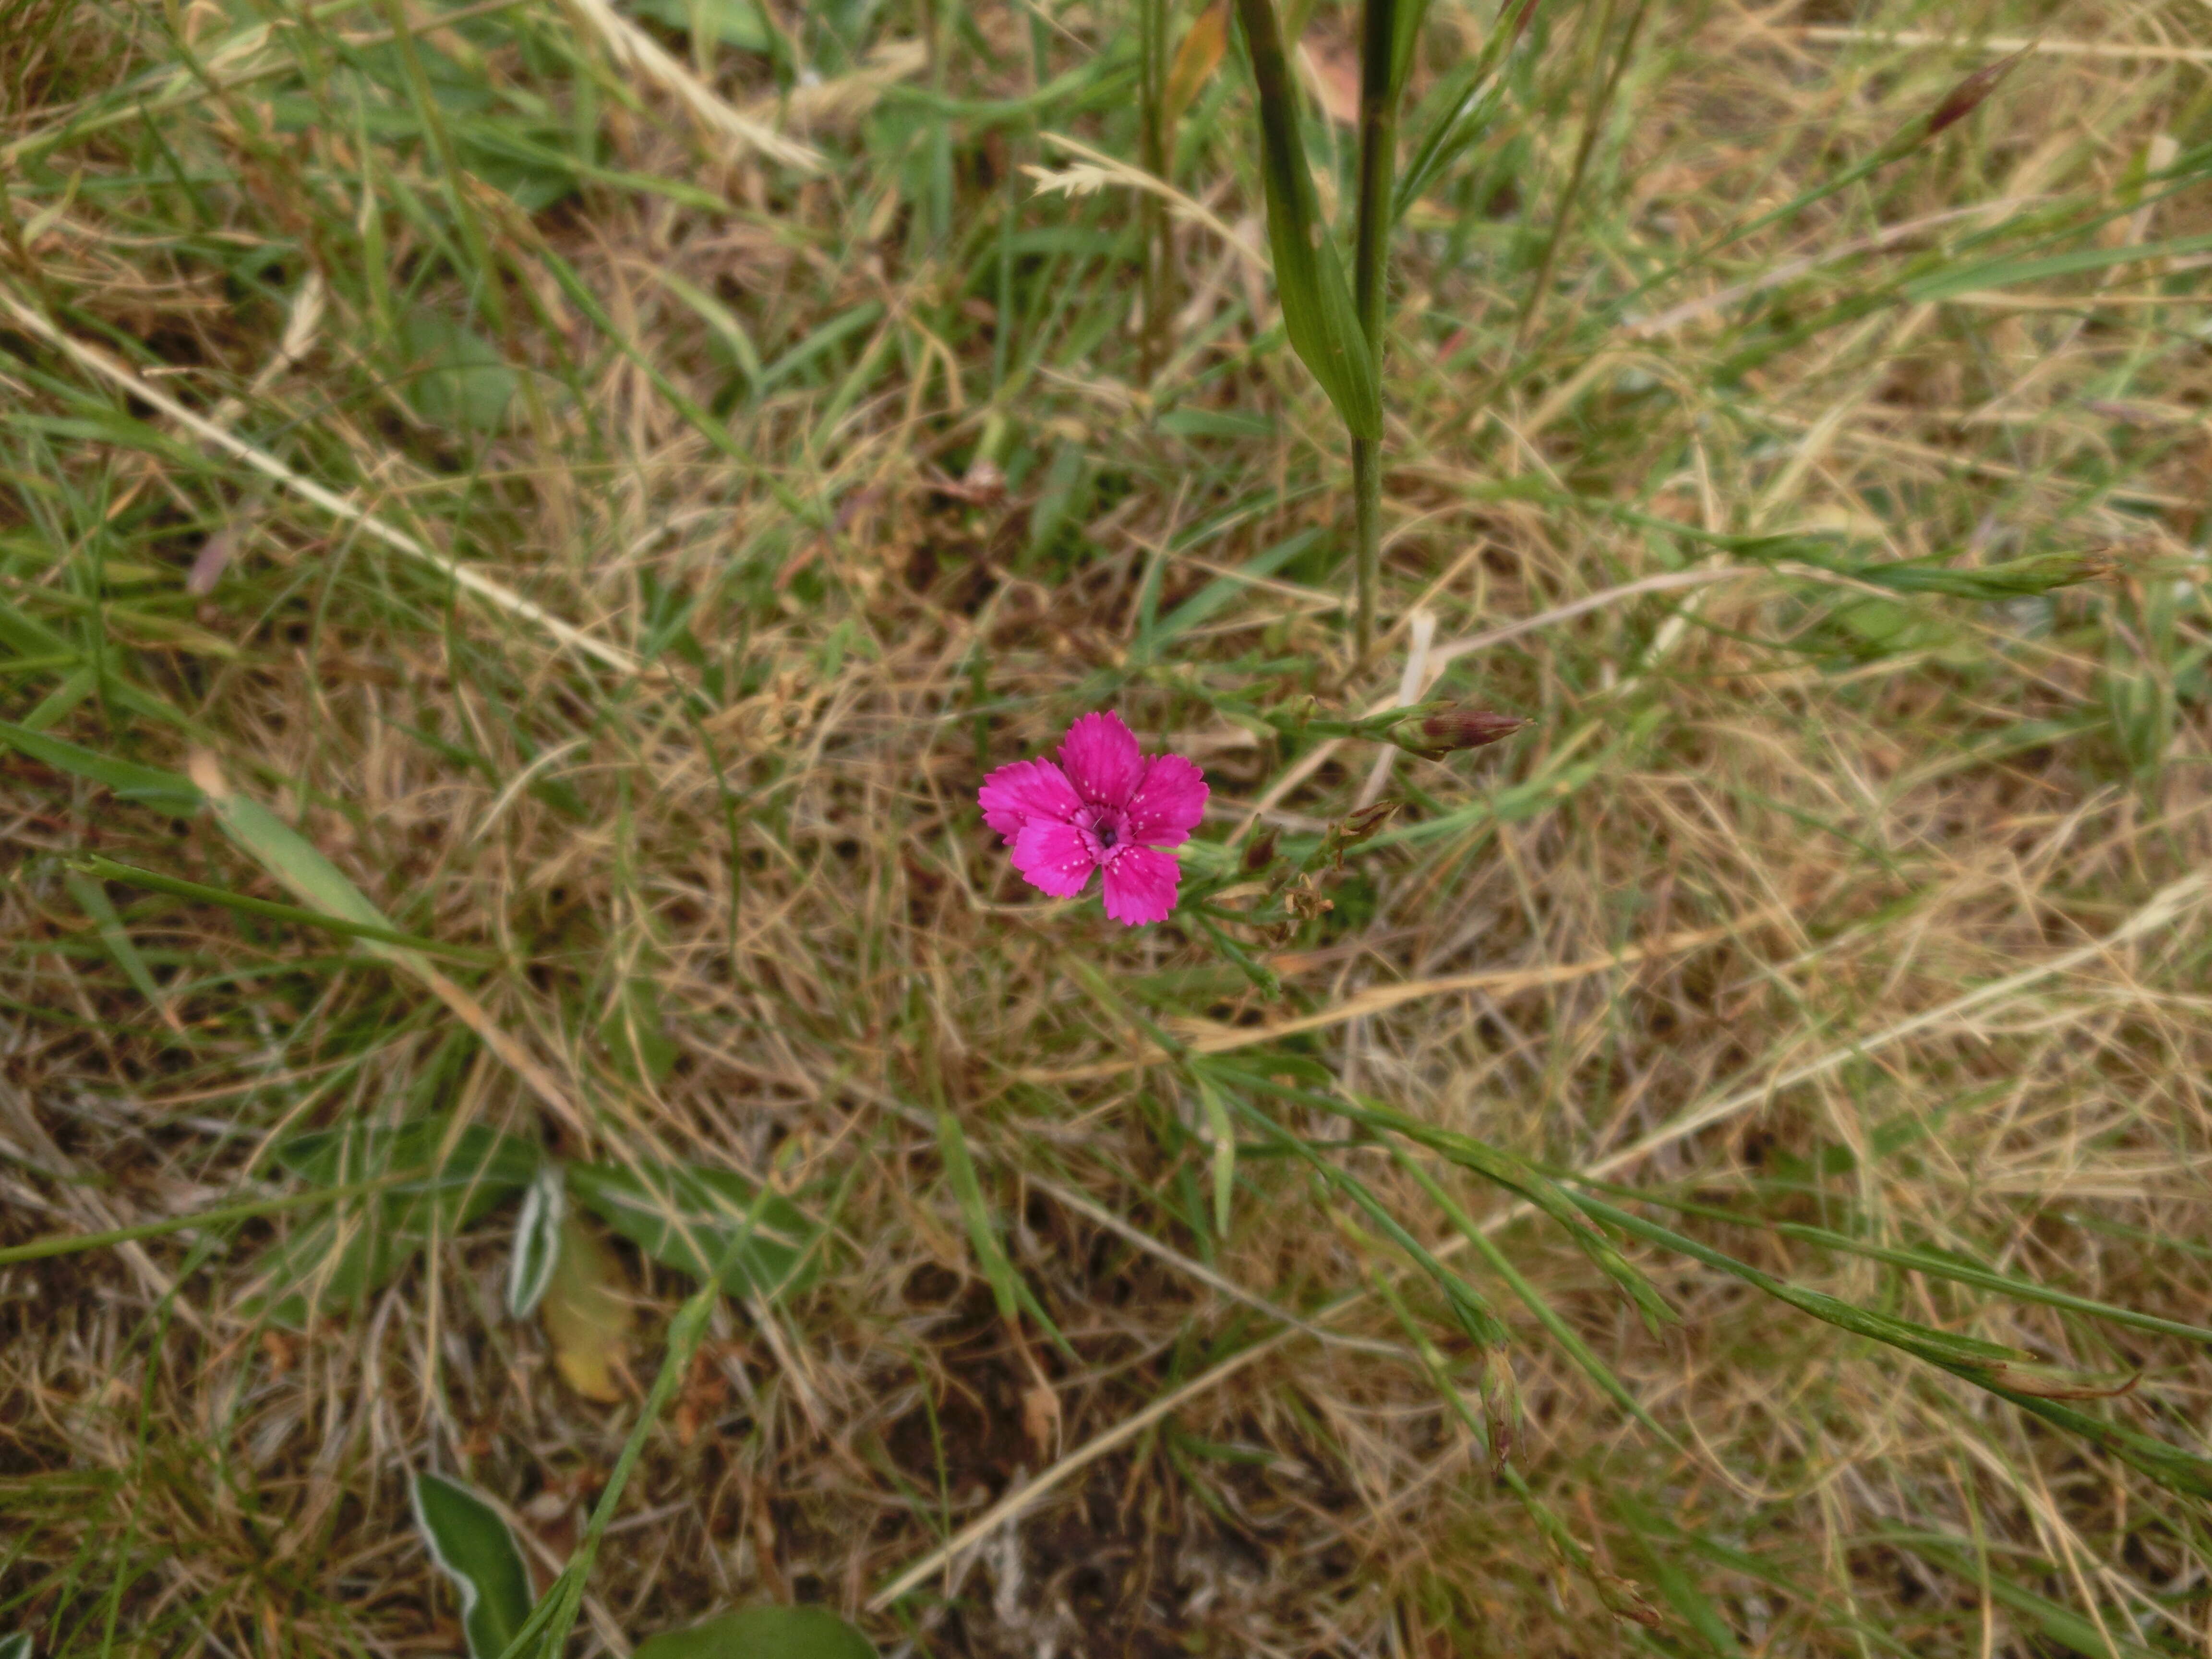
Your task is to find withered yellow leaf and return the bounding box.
[1163,0,1229,137]
[541,1214,632,1402]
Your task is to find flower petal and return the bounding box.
[978,757,1080,842]
[1058,711,1145,807]
[1123,753,1209,847]
[1010,819,1097,899]
[1099,845,1181,926]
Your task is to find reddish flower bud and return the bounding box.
[1927,47,2028,136]
[1408,708,1525,757]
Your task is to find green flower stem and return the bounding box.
[1350,0,1400,665]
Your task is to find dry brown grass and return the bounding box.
[4,0,2212,1653]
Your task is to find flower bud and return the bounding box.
[1241,826,1282,873]
[1405,708,1525,758]
[1928,46,2028,136]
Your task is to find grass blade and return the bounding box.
[1230,0,1382,438]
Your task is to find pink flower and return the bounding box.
[978,712,1209,926]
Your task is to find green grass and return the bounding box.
[3,0,2212,1653]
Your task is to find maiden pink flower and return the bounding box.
[978,712,1208,926]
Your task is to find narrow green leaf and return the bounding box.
[1905,230,2212,301]
[1322,1087,1677,1332]
[252,1118,540,1326]
[932,1108,1074,1357]
[203,788,395,937]
[1613,1496,1746,1657]
[0,1632,33,1659]
[1887,1532,2157,1659]
[0,721,200,812]
[652,266,764,390]
[566,1159,819,1300]
[410,1472,535,1659]
[1394,0,1537,219]
[77,855,493,962]
[1213,1072,1510,1346]
[633,1606,877,1659]
[1571,1190,2023,1368]
[1393,1151,1673,1444]
[1231,0,1382,437]
[63,870,168,1017]
[1142,526,1325,659]
[935,1109,1020,1323]
[1582,1178,2212,1347]
[1567,1191,2212,1499]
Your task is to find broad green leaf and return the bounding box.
[252,1118,539,1326]
[634,1607,877,1659]
[567,1160,820,1299]
[410,1472,535,1659]
[1231,0,1382,438]
[541,1212,632,1402]
[0,1633,32,1659]
[400,309,517,433]
[506,1165,566,1319]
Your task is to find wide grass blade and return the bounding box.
[1230,0,1382,438]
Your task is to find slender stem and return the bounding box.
[1351,438,1380,661]
[1350,0,1399,666]
[1138,0,1170,381]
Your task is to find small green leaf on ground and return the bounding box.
[567,1159,821,1299]
[400,309,517,433]
[251,1118,538,1327]
[411,1473,535,1659]
[633,1606,877,1659]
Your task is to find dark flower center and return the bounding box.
[1095,820,1118,849]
